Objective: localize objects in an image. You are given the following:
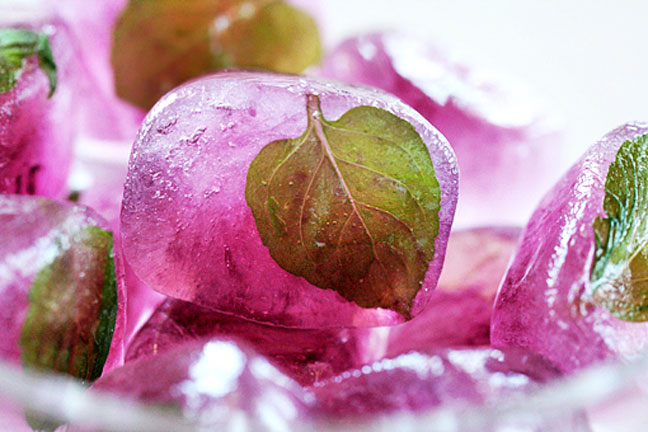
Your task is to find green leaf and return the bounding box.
[246,94,441,316]
[0,28,57,97]
[20,226,118,382]
[112,0,321,109]
[591,133,648,321]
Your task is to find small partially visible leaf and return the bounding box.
[20,226,117,382]
[112,0,321,109]
[23,411,61,432]
[591,133,648,321]
[210,2,321,73]
[0,28,57,96]
[246,94,441,316]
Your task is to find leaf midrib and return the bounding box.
[309,106,389,276]
[266,104,421,273]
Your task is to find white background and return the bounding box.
[322,0,648,164]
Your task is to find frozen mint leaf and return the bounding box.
[0,28,57,97]
[112,0,321,109]
[20,226,117,382]
[591,133,648,321]
[246,94,441,316]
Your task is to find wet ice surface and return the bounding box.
[120,71,458,329]
[317,32,565,228]
[491,123,648,374]
[0,195,125,374]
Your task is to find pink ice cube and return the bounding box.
[120,71,458,328]
[125,298,375,386]
[94,337,312,430]
[383,226,520,357]
[0,9,78,198]
[0,195,125,377]
[491,123,648,374]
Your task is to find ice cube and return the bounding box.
[0,195,125,378]
[0,10,78,198]
[94,337,312,431]
[120,71,458,328]
[491,123,648,373]
[57,0,145,140]
[311,346,557,414]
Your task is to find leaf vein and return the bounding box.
[333,155,431,230]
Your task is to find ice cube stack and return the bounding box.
[0,1,644,431]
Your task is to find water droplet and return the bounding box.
[219,121,235,132]
[203,186,221,198]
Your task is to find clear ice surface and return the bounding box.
[491,123,648,374]
[317,32,564,228]
[311,346,560,415]
[120,71,458,328]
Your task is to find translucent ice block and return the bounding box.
[120,71,458,328]
[0,10,78,198]
[491,123,648,374]
[94,337,312,431]
[57,0,145,140]
[383,226,520,357]
[0,195,125,379]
